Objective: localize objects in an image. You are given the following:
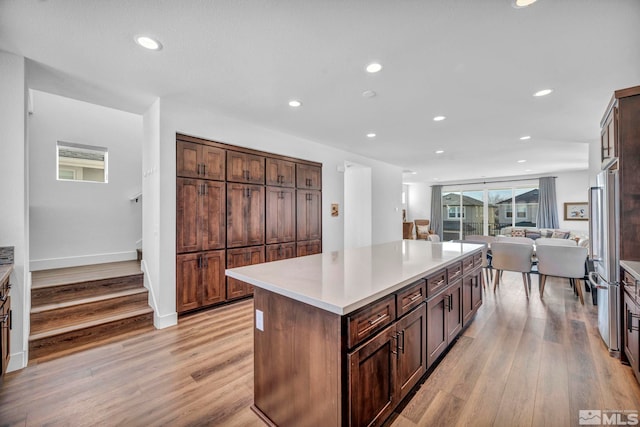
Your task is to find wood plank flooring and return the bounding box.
[2,272,640,426]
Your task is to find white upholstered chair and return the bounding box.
[536,245,588,305]
[463,235,497,287]
[495,235,535,245]
[534,238,577,247]
[490,241,534,298]
[426,234,440,242]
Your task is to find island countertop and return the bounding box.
[225,240,483,315]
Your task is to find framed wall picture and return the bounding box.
[564,202,589,221]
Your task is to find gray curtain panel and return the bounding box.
[430,185,443,238]
[536,177,559,229]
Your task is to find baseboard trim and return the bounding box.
[140,260,177,330]
[7,350,27,372]
[30,251,138,271]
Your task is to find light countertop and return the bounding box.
[226,240,483,315]
[621,260,640,282]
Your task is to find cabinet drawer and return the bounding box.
[396,279,426,317]
[622,269,638,298]
[426,269,447,297]
[473,252,483,268]
[447,262,463,283]
[347,295,396,348]
[461,255,475,274]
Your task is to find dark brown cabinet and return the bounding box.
[265,187,295,244]
[601,104,618,164]
[226,247,265,299]
[1,295,9,376]
[176,134,322,314]
[226,151,265,184]
[396,303,427,400]
[427,279,462,368]
[266,243,296,262]
[266,158,295,187]
[177,141,225,181]
[462,269,483,327]
[227,183,265,248]
[296,163,322,190]
[176,250,225,313]
[297,190,321,242]
[176,179,225,253]
[624,290,639,379]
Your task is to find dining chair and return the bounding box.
[536,245,588,305]
[463,235,497,288]
[490,241,534,298]
[495,235,535,245]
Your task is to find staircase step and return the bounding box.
[30,288,150,334]
[29,307,154,361]
[31,261,144,306]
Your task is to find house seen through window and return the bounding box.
[57,141,108,183]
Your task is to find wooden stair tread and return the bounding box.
[29,307,154,341]
[32,261,142,289]
[31,287,148,312]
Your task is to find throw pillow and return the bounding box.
[525,230,541,240]
[416,225,430,235]
[551,230,570,239]
[511,228,526,237]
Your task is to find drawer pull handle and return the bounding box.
[450,271,460,277]
[409,293,422,302]
[436,279,445,286]
[368,313,388,327]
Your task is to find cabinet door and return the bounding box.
[348,325,397,427]
[426,292,448,368]
[201,250,225,306]
[471,271,483,311]
[266,243,296,262]
[266,187,295,244]
[266,158,295,187]
[176,178,202,253]
[297,190,321,241]
[176,253,201,313]
[226,183,248,247]
[601,106,617,163]
[226,247,265,300]
[447,281,463,342]
[202,181,226,250]
[176,141,201,178]
[624,291,639,379]
[396,303,427,400]
[296,240,322,257]
[226,151,265,184]
[201,145,225,181]
[462,274,474,327]
[296,164,322,190]
[247,185,265,246]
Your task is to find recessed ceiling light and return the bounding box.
[366,133,376,138]
[517,159,527,163]
[135,35,162,51]
[433,116,446,121]
[402,169,417,175]
[525,169,533,172]
[362,90,377,98]
[435,150,444,154]
[288,100,302,107]
[533,89,553,97]
[433,178,440,181]
[520,135,531,140]
[512,0,538,8]
[366,63,382,73]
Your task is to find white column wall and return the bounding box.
[0,51,28,371]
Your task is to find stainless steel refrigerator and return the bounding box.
[589,161,620,357]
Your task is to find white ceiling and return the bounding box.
[1,0,638,183]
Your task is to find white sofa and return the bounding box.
[499,226,589,250]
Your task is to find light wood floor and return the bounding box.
[2,272,640,426]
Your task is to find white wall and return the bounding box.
[29,91,142,270]
[406,183,432,224]
[555,170,590,233]
[143,98,403,326]
[344,163,372,249]
[0,51,28,371]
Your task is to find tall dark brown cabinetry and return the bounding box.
[176,134,322,314]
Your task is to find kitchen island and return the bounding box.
[226,240,484,427]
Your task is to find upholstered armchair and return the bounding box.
[414,219,433,239]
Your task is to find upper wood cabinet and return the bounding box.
[296,164,321,190]
[177,141,225,180]
[266,187,295,244]
[227,151,265,184]
[266,158,295,187]
[176,179,225,253]
[297,190,321,242]
[227,183,265,248]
